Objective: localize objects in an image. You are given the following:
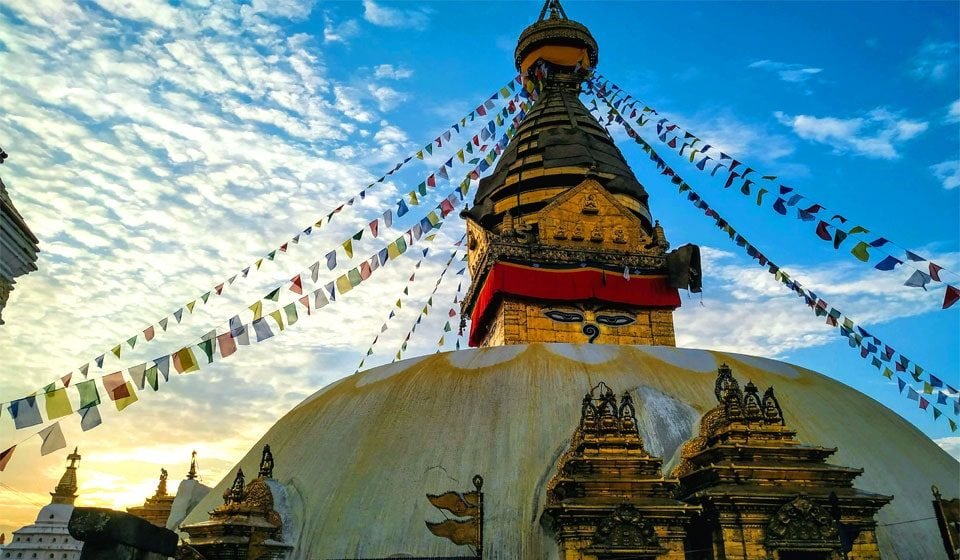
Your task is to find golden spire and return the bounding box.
[50,447,81,505]
[186,450,199,480]
[155,468,169,498]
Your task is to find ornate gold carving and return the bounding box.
[591,504,661,551]
[553,222,567,240]
[571,222,584,241]
[589,224,603,242]
[613,225,627,244]
[581,193,599,214]
[766,494,840,549]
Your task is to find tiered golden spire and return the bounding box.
[50,447,81,505]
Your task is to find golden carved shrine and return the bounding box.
[543,382,698,559]
[127,468,176,528]
[673,365,892,560]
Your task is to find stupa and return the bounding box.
[178,2,959,559]
[1,449,83,560]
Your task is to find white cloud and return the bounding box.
[373,63,413,80]
[748,59,823,84]
[774,108,928,159]
[323,13,359,44]
[910,40,959,82]
[930,160,960,190]
[947,99,960,123]
[362,0,430,31]
[666,110,796,165]
[935,436,960,460]
[368,84,405,111]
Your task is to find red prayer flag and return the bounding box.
[279,243,288,252]
[427,174,436,188]
[920,397,929,410]
[449,308,457,317]
[0,446,15,471]
[290,275,303,295]
[103,372,130,400]
[61,373,72,388]
[815,221,832,241]
[217,332,237,359]
[215,283,224,295]
[298,295,311,315]
[943,285,960,310]
[143,325,155,342]
[360,261,372,280]
[370,219,379,238]
[929,262,943,282]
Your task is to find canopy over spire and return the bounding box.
[515,0,598,74]
[50,447,81,505]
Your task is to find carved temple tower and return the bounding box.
[461,0,696,348]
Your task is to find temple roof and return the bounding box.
[466,80,652,229]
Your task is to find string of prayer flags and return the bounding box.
[597,91,957,425]
[394,243,465,362]
[591,73,960,304]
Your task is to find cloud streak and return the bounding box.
[774,108,928,159]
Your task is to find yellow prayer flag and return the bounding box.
[114,382,138,411]
[44,389,72,420]
[249,301,263,320]
[111,344,121,358]
[426,212,440,227]
[410,191,419,205]
[186,301,196,313]
[268,309,285,332]
[336,274,353,295]
[457,149,464,163]
[387,241,400,260]
[255,258,264,269]
[343,239,353,259]
[173,347,200,374]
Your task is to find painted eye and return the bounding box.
[596,314,635,326]
[545,310,584,323]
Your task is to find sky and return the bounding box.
[0,0,958,538]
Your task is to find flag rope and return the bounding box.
[595,88,959,428]
[588,73,959,309]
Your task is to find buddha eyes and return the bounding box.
[543,310,636,327]
[596,314,635,326]
[545,310,585,323]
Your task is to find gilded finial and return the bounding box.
[224,468,245,505]
[259,444,274,478]
[186,450,199,480]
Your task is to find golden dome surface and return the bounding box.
[181,344,958,559]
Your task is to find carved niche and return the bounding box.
[591,504,662,552]
[766,494,840,550]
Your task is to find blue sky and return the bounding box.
[0,0,957,536]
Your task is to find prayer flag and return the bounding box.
[0,446,15,471]
[38,423,66,456]
[114,382,138,411]
[343,239,353,259]
[111,344,121,359]
[284,302,298,326]
[103,372,130,400]
[128,364,147,390]
[875,255,902,271]
[929,262,943,282]
[77,380,101,409]
[156,355,171,381]
[145,365,158,391]
[198,339,215,363]
[174,308,184,323]
[249,301,263,321]
[904,270,931,291]
[265,287,281,301]
[326,250,337,270]
[144,326,155,342]
[290,275,303,295]
[217,332,237,359]
[370,219,380,238]
[943,285,960,309]
[201,292,210,303]
[850,242,870,262]
[315,288,330,309]
[45,389,72,420]
[186,301,196,313]
[253,318,274,341]
[173,347,200,373]
[398,199,409,217]
[8,396,42,429]
[268,309,285,332]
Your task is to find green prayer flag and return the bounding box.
[198,339,215,363]
[418,182,427,196]
[267,250,276,260]
[348,267,363,287]
[353,230,363,241]
[444,321,452,332]
[77,380,101,409]
[265,287,281,301]
[850,241,870,262]
[284,302,298,326]
[146,366,159,391]
[848,225,870,235]
[425,143,433,155]
[201,291,210,303]
[756,188,768,206]
[396,237,407,254]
